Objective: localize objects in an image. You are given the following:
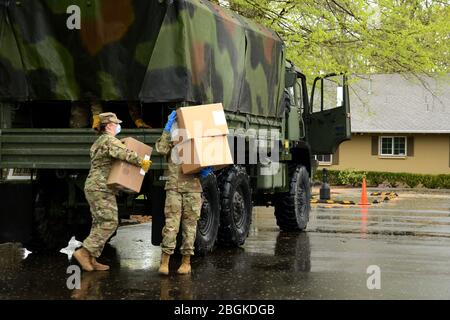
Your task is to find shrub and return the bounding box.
[313,170,450,189]
[337,169,367,186]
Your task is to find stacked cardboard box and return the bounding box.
[107,137,153,193]
[176,103,233,174]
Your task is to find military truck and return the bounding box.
[0,0,350,254]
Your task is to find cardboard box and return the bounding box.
[107,137,152,193]
[177,135,233,174]
[176,103,229,141]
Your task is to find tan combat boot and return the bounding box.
[159,253,170,275]
[73,247,94,272]
[177,255,191,275]
[91,257,110,271]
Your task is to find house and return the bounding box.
[317,74,450,175]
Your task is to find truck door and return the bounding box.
[307,75,351,154]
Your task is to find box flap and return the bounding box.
[176,103,229,140]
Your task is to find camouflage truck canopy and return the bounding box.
[0,0,285,118]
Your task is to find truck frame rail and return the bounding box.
[0,128,165,170]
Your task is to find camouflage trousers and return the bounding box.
[83,190,118,258]
[69,101,103,128]
[161,191,202,256]
[70,101,144,128]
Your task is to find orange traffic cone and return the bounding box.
[360,205,368,237]
[359,178,370,206]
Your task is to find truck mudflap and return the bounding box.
[0,181,33,244]
[0,128,165,170]
[150,184,166,246]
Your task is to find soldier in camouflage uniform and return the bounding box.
[73,112,152,272]
[69,101,103,129]
[128,101,152,128]
[70,101,151,130]
[156,110,209,275]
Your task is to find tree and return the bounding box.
[212,0,450,81]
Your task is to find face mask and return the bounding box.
[115,124,121,135]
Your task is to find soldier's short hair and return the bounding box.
[97,123,107,134]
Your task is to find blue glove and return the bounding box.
[200,166,214,178]
[164,110,177,132]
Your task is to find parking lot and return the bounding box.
[1,188,450,300]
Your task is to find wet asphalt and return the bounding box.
[1,189,450,300]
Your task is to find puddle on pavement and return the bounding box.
[0,243,31,270]
[308,193,450,238]
[1,191,449,299]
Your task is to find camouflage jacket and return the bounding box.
[85,134,142,193]
[156,131,202,193]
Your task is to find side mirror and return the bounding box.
[285,72,297,88]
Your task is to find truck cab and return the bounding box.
[284,62,351,174]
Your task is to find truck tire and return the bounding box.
[217,165,252,247]
[274,164,311,231]
[195,172,220,256]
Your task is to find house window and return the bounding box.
[315,154,333,165]
[379,136,407,156]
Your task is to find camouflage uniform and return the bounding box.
[83,133,142,258]
[127,102,141,123]
[70,101,148,128]
[156,131,202,256]
[69,101,104,128]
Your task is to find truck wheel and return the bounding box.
[274,164,311,231]
[218,165,252,247]
[195,172,220,256]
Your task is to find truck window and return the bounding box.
[312,80,322,113]
[312,77,344,113]
[323,77,343,111]
[295,81,303,112]
[288,86,295,106]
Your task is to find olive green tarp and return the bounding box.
[0,0,285,118]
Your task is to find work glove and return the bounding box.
[92,114,101,131]
[199,166,213,178]
[140,159,152,173]
[163,110,177,133]
[135,118,152,128]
